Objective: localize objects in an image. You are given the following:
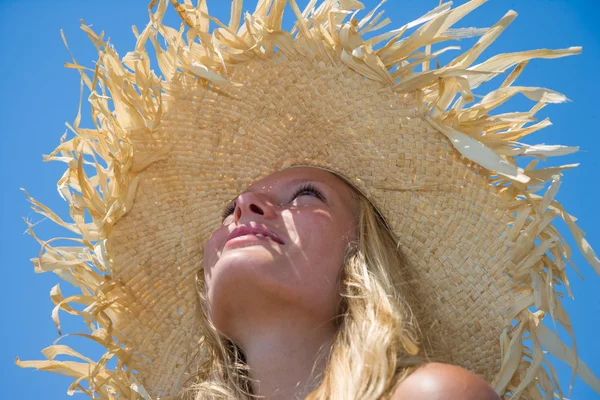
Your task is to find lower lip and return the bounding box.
[224,234,281,248]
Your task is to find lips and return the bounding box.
[226,224,286,245]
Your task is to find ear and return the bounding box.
[391,362,500,400]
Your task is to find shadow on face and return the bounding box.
[202,166,359,340]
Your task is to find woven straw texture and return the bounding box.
[17,0,600,399]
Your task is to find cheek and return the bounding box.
[289,208,346,253]
[284,209,347,290]
[203,236,216,269]
[203,229,227,282]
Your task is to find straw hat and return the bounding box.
[17,0,600,398]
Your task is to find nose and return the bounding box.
[233,191,275,224]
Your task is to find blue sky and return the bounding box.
[1,0,599,398]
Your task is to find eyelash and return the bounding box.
[221,183,326,221]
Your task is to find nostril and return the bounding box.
[249,204,264,215]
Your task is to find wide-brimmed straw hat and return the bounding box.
[17,0,600,398]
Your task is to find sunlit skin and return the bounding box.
[202,166,500,400]
[203,166,358,399]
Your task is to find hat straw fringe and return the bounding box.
[18,0,600,398]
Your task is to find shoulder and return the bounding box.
[391,362,500,400]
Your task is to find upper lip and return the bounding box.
[226,224,286,245]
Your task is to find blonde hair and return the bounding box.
[186,183,425,400]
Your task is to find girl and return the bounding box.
[18,1,599,399]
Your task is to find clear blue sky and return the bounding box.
[1,0,599,399]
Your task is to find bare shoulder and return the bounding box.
[391,362,500,400]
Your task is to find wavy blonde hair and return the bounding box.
[186,180,426,400]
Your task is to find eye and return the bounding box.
[221,201,236,222]
[290,183,327,203]
[220,183,327,222]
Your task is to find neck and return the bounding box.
[234,319,336,400]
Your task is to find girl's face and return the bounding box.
[203,167,358,339]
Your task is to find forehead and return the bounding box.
[247,166,357,203]
[248,167,342,189]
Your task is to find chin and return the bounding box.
[207,256,287,301]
